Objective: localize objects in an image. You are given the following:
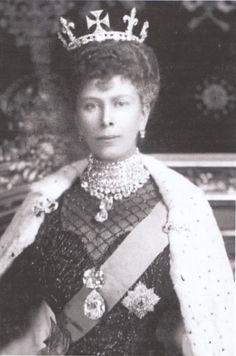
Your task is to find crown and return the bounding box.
[58,8,149,51]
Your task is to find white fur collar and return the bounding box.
[0,155,234,356]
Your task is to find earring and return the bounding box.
[139,129,146,139]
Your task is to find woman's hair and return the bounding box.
[68,40,160,110]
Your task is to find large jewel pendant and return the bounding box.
[94,197,113,223]
[84,290,106,320]
[95,209,108,223]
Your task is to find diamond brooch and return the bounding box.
[32,198,58,217]
[122,282,160,319]
[83,268,106,320]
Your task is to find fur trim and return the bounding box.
[31,159,88,197]
[142,155,234,356]
[0,159,88,278]
[0,155,234,356]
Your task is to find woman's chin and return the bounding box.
[91,146,136,162]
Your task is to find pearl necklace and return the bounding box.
[81,150,150,222]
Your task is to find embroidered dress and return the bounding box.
[0,177,183,356]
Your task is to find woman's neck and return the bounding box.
[81,149,150,222]
[93,147,139,165]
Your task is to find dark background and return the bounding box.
[0,0,235,154]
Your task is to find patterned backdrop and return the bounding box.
[0,1,235,192]
[145,1,236,153]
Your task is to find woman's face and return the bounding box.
[76,75,149,162]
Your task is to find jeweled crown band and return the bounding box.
[58,8,149,51]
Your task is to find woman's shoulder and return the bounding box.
[0,159,88,278]
[142,154,206,199]
[30,159,88,200]
[142,154,213,225]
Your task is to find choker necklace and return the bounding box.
[81,150,150,223]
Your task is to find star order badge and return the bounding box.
[122,282,160,319]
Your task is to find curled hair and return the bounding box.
[68,40,160,109]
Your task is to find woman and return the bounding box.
[0,7,234,356]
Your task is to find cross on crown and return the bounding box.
[86,10,110,34]
[58,8,149,51]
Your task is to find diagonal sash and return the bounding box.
[63,200,168,343]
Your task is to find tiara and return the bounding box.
[58,8,149,51]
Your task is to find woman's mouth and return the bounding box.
[97,135,120,141]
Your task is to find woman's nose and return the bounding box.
[101,105,114,127]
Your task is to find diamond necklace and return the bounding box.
[81,149,150,223]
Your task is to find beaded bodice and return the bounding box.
[0,177,183,355]
[62,175,155,263]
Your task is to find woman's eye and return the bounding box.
[83,102,97,111]
[114,100,129,108]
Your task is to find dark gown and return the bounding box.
[0,177,184,356]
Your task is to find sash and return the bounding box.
[63,200,168,343]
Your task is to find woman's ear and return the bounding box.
[140,103,151,131]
